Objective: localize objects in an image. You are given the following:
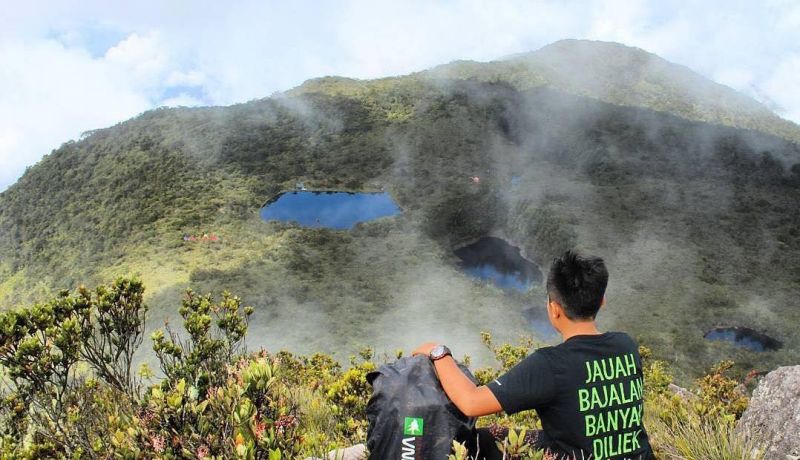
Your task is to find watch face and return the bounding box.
[430,345,448,360]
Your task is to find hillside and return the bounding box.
[294,40,800,144]
[1,40,799,380]
[428,39,800,144]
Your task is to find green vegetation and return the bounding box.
[0,280,766,458]
[295,40,800,144]
[1,41,799,382]
[428,39,800,144]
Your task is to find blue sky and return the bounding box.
[1,0,799,191]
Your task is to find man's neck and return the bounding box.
[559,320,601,342]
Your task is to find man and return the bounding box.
[413,250,654,459]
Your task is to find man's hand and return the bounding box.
[412,342,439,357]
[411,341,502,417]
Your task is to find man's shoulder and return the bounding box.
[605,330,637,343]
[518,346,557,368]
[526,332,641,365]
[564,331,637,343]
[554,331,640,353]
[607,331,639,349]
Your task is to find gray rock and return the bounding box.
[736,365,800,459]
[667,383,697,400]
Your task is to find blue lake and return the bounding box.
[704,327,781,352]
[455,237,542,292]
[260,191,401,230]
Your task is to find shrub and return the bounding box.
[0,279,767,458]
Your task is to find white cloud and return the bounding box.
[0,29,211,190]
[160,93,205,108]
[333,0,578,78]
[586,0,651,43]
[763,54,800,122]
[166,70,206,87]
[0,38,153,189]
[104,32,168,86]
[714,68,755,90]
[0,129,22,189]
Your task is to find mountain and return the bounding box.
[297,39,800,143]
[1,40,799,379]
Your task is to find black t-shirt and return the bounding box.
[487,332,653,460]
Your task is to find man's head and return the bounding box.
[546,250,608,322]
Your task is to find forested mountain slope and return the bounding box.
[430,39,800,144]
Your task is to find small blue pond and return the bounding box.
[704,327,781,352]
[455,237,542,292]
[260,191,400,230]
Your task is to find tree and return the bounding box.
[152,290,252,395]
[78,278,148,394]
[0,289,89,454]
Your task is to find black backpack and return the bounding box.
[366,355,477,459]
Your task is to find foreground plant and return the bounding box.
[0,278,769,458]
[648,416,764,460]
[0,279,146,456]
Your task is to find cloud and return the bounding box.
[166,70,207,87]
[0,38,152,189]
[763,54,800,122]
[579,0,800,123]
[160,93,206,108]
[104,32,168,86]
[50,24,128,58]
[0,30,208,190]
[332,0,576,77]
[1,0,799,190]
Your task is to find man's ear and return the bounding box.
[600,296,606,309]
[548,298,562,319]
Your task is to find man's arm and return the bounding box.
[412,342,502,417]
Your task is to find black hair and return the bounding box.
[546,250,608,320]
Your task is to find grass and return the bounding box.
[646,415,765,459]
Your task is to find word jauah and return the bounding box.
[578,353,645,460]
[584,353,638,384]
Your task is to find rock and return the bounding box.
[736,365,800,459]
[667,383,697,400]
[305,443,368,460]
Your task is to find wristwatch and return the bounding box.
[429,344,452,361]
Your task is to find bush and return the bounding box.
[0,279,766,459]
